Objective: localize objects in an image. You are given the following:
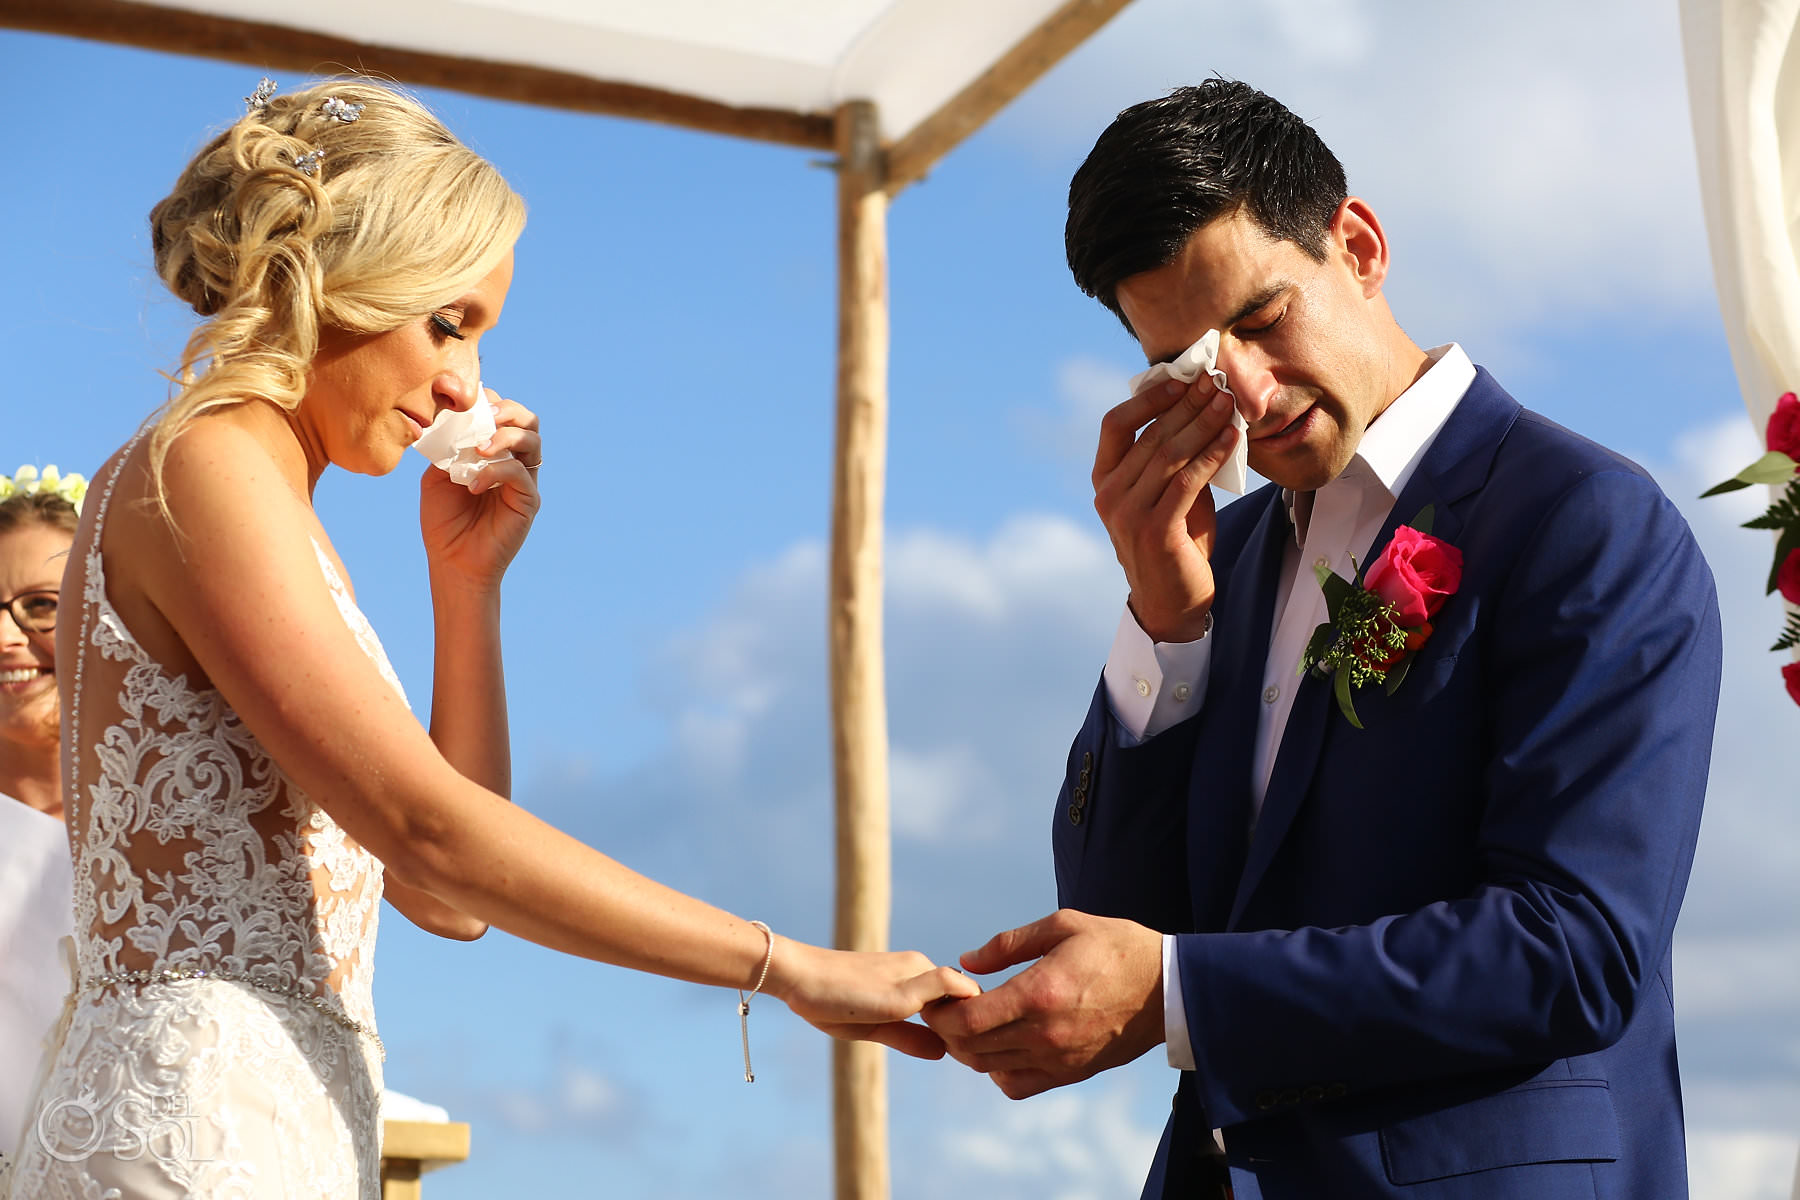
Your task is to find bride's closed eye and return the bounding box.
[429,313,465,341]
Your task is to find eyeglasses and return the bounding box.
[1,589,58,634]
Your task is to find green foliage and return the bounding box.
[1300,505,1447,727]
[1701,451,1799,496]
[1774,610,1800,654]
[1742,479,1800,532]
[1701,412,1800,701]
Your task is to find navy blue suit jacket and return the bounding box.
[1052,370,1721,1199]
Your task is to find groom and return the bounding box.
[926,81,1722,1199]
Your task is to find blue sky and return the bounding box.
[4,1,1799,1196]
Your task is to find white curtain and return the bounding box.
[1682,0,1800,425]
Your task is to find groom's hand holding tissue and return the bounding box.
[1094,341,1243,644]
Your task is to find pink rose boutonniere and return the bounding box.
[1702,391,1800,706]
[1298,505,1463,728]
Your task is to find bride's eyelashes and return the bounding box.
[428,313,465,342]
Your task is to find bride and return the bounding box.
[9,78,975,1198]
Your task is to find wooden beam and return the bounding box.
[0,0,835,151]
[884,0,1133,192]
[828,98,892,1200]
[379,1120,470,1200]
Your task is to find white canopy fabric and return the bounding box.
[80,0,1085,144]
[1682,0,1800,429]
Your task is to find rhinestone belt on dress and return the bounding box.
[80,966,385,1060]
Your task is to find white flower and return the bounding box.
[1,463,88,514]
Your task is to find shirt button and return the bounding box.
[1263,684,1281,704]
[1314,555,1329,570]
[1171,682,1192,702]
[1134,677,1152,698]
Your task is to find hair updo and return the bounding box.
[146,77,527,501]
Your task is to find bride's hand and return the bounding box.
[768,939,982,1060]
[419,392,543,590]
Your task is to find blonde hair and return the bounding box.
[146,78,526,503]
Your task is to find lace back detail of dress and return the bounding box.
[11,433,409,1199]
[65,437,402,1032]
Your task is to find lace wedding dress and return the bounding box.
[9,445,401,1199]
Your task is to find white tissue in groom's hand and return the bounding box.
[413,386,514,487]
[1125,329,1250,495]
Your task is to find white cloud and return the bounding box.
[1686,1131,1800,1200]
[455,1057,638,1140]
[890,741,1004,841]
[894,1069,1166,1200]
[997,0,1712,350]
[1676,935,1800,1022]
[1264,0,1376,66]
[527,512,1120,947]
[940,1087,1157,1198]
[1013,356,1132,467]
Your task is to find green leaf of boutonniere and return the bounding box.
[1383,653,1414,695]
[1297,503,1461,728]
[1333,663,1363,729]
[1701,451,1800,496]
[1318,566,1357,618]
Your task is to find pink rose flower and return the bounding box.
[1365,526,1464,628]
[1781,548,1800,607]
[1784,662,1800,709]
[1769,392,1800,460]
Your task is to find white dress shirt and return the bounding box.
[0,795,73,1161]
[1098,343,1476,1071]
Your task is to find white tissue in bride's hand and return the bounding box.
[412,386,514,486]
[1125,329,1250,495]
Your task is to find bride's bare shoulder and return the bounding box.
[160,408,307,497]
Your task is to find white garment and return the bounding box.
[8,446,402,1200]
[1681,0,1800,435]
[1099,344,1475,1071]
[0,797,73,1167]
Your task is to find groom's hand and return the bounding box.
[1094,375,1238,643]
[923,909,1163,1099]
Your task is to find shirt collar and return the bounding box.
[1284,343,1476,536]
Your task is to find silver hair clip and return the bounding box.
[320,97,365,124]
[245,77,278,112]
[292,148,326,177]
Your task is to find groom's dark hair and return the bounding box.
[1065,78,1348,334]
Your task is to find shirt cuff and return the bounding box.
[1103,604,1214,744]
[1163,934,1196,1071]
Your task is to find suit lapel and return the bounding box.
[1225,370,1521,929]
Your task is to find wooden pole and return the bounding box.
[828,98,891,1200]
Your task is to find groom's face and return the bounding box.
[1115,205,1393,493]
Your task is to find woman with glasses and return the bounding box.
[0,468,81,1184]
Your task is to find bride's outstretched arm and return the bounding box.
[126,414,977,1057]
